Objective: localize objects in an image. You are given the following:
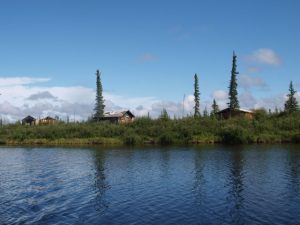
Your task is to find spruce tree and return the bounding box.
[194,73,201,117]
[284,81,299,113]
[228,52,240,110]
[94,70,105,121]
[160,108,170,120]
[203,107,208,117]
[211,99,219,116]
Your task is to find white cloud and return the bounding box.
[0,77,50,87]
[239,74,266,90]
[212,90,228,100]
[248,48,282,65]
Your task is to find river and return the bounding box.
[0,145,299,225]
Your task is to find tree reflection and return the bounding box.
[227,148,246,225]
[93,149,111,215]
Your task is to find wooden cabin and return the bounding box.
[101,110,135,124]
[38,116,57,125]
[22,115,36,125]
[216,108,254,120]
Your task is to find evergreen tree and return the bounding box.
[94,70,105,121]
[159,108,170,120]
[211,99,219,117]
[228,52,240,110]
[203,107,209,117]
[194,73,201,117]
[284,81,299,113]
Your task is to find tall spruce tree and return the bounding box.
[211,99,219,116]
[228,52,240,110]
[94,70,105,121]
[284,81,299,113]
[194,73,201,117]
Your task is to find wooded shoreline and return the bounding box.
[1,110,300,146]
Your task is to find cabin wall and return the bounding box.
[218,110,254,120]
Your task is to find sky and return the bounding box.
[0,0,300,122]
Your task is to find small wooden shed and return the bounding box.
[101,110,135,124]
[38,116,57,125]
[216,108,254,120]
[22,116,36,125]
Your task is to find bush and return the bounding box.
[122,131,141,145]
[219,126,251,144]
[159,132,175,145]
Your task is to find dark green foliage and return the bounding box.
[219,124,252,144]
[228,52,240,110]
[284,81,299,113]
[159,132,175,145]
[94,70,105,121]
[211,99,219,117]
[194,73,201,117]
[123,130,141,145]
[159,108,170,121]
[203,107,209,117]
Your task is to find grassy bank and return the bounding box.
[0,110,300,146]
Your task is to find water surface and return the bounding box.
[0,145,300,225]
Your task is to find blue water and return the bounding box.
[0,145,300,225]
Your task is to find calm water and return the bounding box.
[0,145,300,225]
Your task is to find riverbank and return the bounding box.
[0,111,299,146]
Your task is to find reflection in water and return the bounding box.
[227,148,245,225]
[93,150,110,215]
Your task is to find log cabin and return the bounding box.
[101,110,135,124]
[38,116,57,125]
[216,108,254,120]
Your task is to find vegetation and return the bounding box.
[228,52,240,110]
[284,81,299,113]
[93,70,105,121]
[193,73,201,117]
[0,110,300,146]
[211,99,219,117]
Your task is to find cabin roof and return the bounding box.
[217,108,253,114]
[103,110,135,118]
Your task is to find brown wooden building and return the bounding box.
[101,110,135,124]
[38,116,57,125]
[216,108,254,120]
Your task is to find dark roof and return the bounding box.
[103,110,135,118]
[216,108,253,114]
[22,115,36,121]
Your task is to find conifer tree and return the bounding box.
[194,73,201,117]
[160,108,170,120]
[203,107,209,117]
[228,52,240,110]
[284,81,299,113]
[211,99,219,116]
[94,70,105,121]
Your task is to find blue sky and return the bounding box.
[0,0,299,120]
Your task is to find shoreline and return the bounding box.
[0,137,298,147]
